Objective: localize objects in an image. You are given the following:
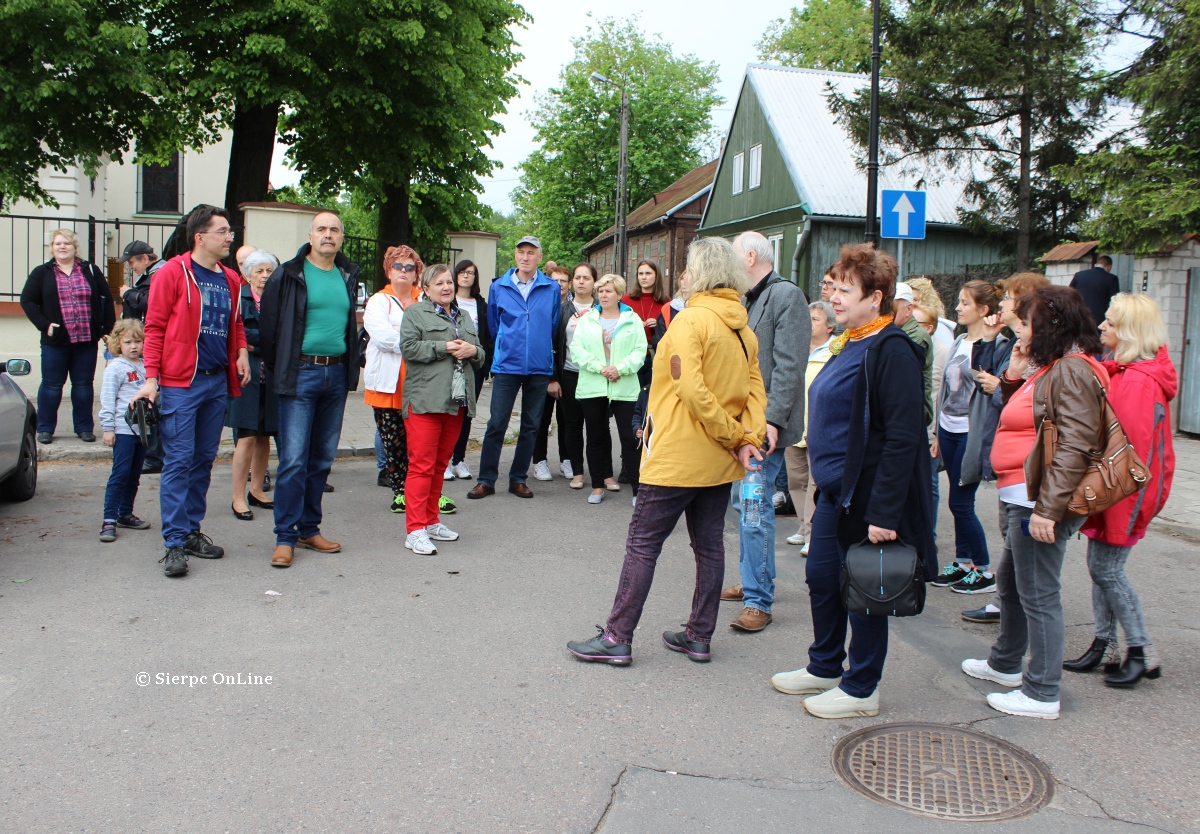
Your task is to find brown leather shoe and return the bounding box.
[730,607,772,632]
[270,545,294,568]
[720,583,744,602]
[508,482,534,499]
[467,483,495,499]
[296,534,341,553]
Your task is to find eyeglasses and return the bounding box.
[206,228,235,239]
[391,263,418,274]
[820,279,834,289]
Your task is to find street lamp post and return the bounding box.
[590,72,630,277]
[864,0,882,244]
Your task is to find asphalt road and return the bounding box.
[1,450,1197,832]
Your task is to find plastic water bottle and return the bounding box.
[742,465,765,528]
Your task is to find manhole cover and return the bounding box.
[831,723,1053,821]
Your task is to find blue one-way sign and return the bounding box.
[881,190,926,240]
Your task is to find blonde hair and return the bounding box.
[48,228,79,255]
[595,273,627,296]
[1107,293,1167,364]
[907,276,945,319]
[106,318,144,354]
[420,263,451,288]
[687,236,750,295]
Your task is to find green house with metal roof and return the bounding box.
[700,65,1005,295]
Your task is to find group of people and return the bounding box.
[20,213,1178,721]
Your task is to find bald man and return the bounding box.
[236,244,256,273]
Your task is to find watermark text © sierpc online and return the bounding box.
[136,672,273,687]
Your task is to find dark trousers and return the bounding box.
[579,397,639,492]
[604,483,730,646]
[806,489,889,698]
[38,341,98,433]
[374,407,408,496]
[533,382,566,465]
[477,373,549,487]
[937,426,990,568]
[102,434,147,520]
[533,370,583,472]
[451,372,487,465]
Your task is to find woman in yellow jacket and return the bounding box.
[568,237,767,666]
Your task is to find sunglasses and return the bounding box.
[391,263,418,274]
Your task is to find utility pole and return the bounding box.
[590,72,631,277]
[864,0,882,244]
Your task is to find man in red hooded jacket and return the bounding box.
[134,205,249,578]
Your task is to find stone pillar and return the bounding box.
[448,231,500,293]
[239,202,323,261]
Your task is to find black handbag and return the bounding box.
[841,538,926,618]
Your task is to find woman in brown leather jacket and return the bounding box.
[960,286,1105,720]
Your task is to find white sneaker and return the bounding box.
[425,523,459,542]
[559,460,574,478]
[961,658,1023,687]
[803,686,879,718]
[771,668,841,695]
[404,529,437,555]
[800,542,810,556]
[631,496,637,507]
[444,465,455,481]
[588,492,603,504]
[786,532,805,546]
[987,689,1059,720]
[532,460,552,481]
[772,490,786,509]
[452,461,472,480]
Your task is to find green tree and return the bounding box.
[829,0,1102,268]
[1057,0,1200,252]
[513,17,722,265]
[757,0,884,74]
[478,207,525,273]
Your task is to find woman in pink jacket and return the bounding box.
[1064,294,1176,688]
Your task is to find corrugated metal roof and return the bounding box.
[585,159,718,249]
[1040,240,1099,263]
[741,64,985,225]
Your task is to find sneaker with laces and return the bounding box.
[426,523,459,541]
[986,689,1059,719]
[438,495,458,514]
[952,570,997,594]
[567,627,632,666]
[405,529,438,555]
[559,460,574,478]
[159,547,188,577]
[183,531,224,559]
[786,532,805,546]
[99,521,117,542]
[452,461,472,480]
[771,668,842,695]
[444,465,456,481]
[772,490,786,509]
[803,686,880,718]
[933,563,971,587]
[532,460,552,481]
[391,494,406,513]
[961,658,1023,687]
[116,514,151,530]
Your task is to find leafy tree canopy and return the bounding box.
[513,17,722,266]
[757,0,886,74]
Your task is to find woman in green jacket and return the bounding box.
[399,264,486,555]
[571,273,648,504]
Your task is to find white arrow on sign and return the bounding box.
[892,193,915,236]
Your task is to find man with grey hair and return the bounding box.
[722,230,811,632]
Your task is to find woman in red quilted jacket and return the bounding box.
[1065,294,1176,688]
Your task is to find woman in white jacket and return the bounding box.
[364,246,422,513]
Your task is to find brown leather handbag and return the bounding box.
[1033,370,1150,519]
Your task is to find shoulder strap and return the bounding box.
[734,328,748,359]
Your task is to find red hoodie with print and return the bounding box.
[1082,346,1178,547]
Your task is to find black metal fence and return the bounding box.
[341,234,461,294]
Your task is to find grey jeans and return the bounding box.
[988,502,1085,702]
[1087,539,1150,648]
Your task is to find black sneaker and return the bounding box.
[324,483,335,493]
[932,563,971,587]
[567,627,632,666]
[159,547,188,577]
[116,514,151,530]
[662,630,711,663]
[140,462,163,475]
[36,432,52,444]
[951,570,997,594]
[77,431,96,442]
[184,531,224,559]
[377,470,389,488]
[962,605,1000,623]
[99,521,117,542]
[438,495,457,515]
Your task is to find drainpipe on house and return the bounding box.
[791,217,812,296]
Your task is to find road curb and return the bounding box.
[37,444,378,464]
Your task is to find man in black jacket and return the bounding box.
[118,240,166,323]
[258,211,361,569]
[1070,255,1120,328]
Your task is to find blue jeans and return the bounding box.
[374,428,385,471]
[931,467,940,542]
[937,426,990,568]
[38,341,98,433]
[1087,539,1150,648]
[158,373,227,548]
[274,361,347,545]
[731,447,785,614]
[103,434,147,520]
[806,489,889,698]
[477,373,549,487]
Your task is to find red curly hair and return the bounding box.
[830,243,898,310]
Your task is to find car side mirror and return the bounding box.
[5,359,31,376]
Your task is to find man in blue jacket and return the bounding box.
[467,236,561,499]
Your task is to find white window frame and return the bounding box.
[768,233,783,268]
[749,144,763,190]
[731,152,744,195]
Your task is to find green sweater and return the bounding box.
[399,300,486,418]
[571,307,648,401]
[902,316,935,424]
